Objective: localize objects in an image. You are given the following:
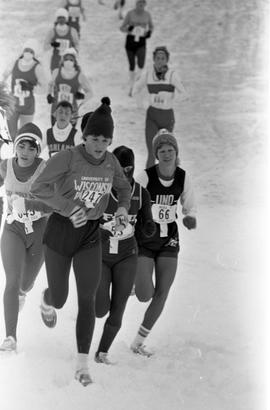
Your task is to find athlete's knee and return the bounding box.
[135,288,153,302]
[78,294,95,313]
[106,314,122,330]
[96,303,109,318]
[4,274,20,292]
[138,59,145,69]
[52,299,66,309]
[50,291,68,309]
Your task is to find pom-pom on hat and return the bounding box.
[152,128,178,158]
[83,97,114,139]
[14,122,42,155]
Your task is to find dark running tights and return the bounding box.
[44,244,102,354]
[126,46,146,71]
[1,226,44,339]
[95,254,137,353]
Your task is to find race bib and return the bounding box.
[56,38,70,55]
[151,204,176,224]
[109,237,119,254]
[132,26,145,42]
[13,79,30,106]
[12,210,42,234]
[13,209,42,223]
[102,219,133,239]
[82,190,104,209]
[151,91,169,108]
[58,84,74,104]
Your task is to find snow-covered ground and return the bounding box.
[0,0,269,409]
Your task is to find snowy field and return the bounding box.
[0,0,269,409]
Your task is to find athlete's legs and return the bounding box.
[125,48,136,94]
[21,221,46,293]
[141,256,177,330]
[0,197,3,230]
[97,254,137,353]
[156,109,175,132]
[145,108,175,168]
[95,262,112,318]
[126,48,136,71]
[1,228,26,339]
[135,255,155,301]
[73,242,102,354]
[136,46,146,70]
[43,245,72,308]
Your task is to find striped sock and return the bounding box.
[132,325,150,347]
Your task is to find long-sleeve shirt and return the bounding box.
[30,144,131,219]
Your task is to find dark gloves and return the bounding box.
[182,216,197,230]
[50,41,60,48]
[127,25,134,32]
[144,30,152,39]
[20,81,33,91]
[142,219,156,238]
[74,91,85,100]
[47,94,55,104]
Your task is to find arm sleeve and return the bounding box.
[35,64,48,93]
[172,71,189,99]
[78,73,93,100]
[180,173,197,217]
[44,29,55,51]
[137,186,153,222]
[120,11,131,32]
[30,150,77,216]
[48,69,58,94]
[71,28,80,51]
[134,170,149,188]
[148,13,154,31]
[0,159,7,188]
[112,157,131,211]
[132,70,148,95]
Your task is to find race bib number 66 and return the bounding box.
[151,204,176,224]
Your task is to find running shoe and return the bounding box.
[0,336,17,352]
[40,290,57,328]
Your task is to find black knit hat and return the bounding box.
[83,97,114,139]
[113,145,134,167]
[81,111,93,132]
